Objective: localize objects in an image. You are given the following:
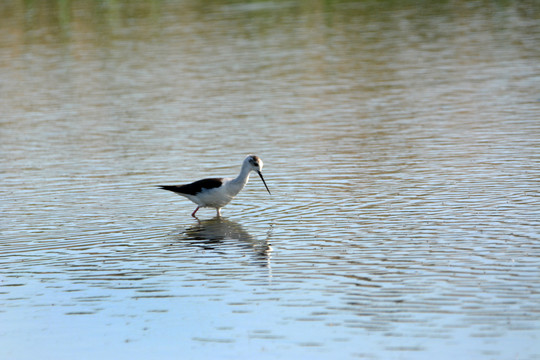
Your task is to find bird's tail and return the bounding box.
[158,185,182,193]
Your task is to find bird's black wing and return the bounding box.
[159,178,224,196]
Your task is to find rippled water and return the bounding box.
[1,1,540,359]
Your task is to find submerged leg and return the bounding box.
[191,206,200,218]
[216,208,222,217]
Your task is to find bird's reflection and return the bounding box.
[173,217,272,268]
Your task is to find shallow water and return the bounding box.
[1,1,540,359]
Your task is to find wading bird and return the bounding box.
[159,155,271,217]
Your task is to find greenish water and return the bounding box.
[1,1,539,359]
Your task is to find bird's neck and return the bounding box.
[230,162,252,189]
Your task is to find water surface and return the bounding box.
[1,1,539,359]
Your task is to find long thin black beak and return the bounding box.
[257,170,271,195]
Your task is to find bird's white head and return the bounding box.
[245,155,271,195]
[246,154,263,171]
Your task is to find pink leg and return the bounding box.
[191,206,200,217]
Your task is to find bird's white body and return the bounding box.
[159,155,270,217]
[182,176,244,209]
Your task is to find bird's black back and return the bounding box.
[159,178,224,196]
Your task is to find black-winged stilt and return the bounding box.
[159,155,271,217]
